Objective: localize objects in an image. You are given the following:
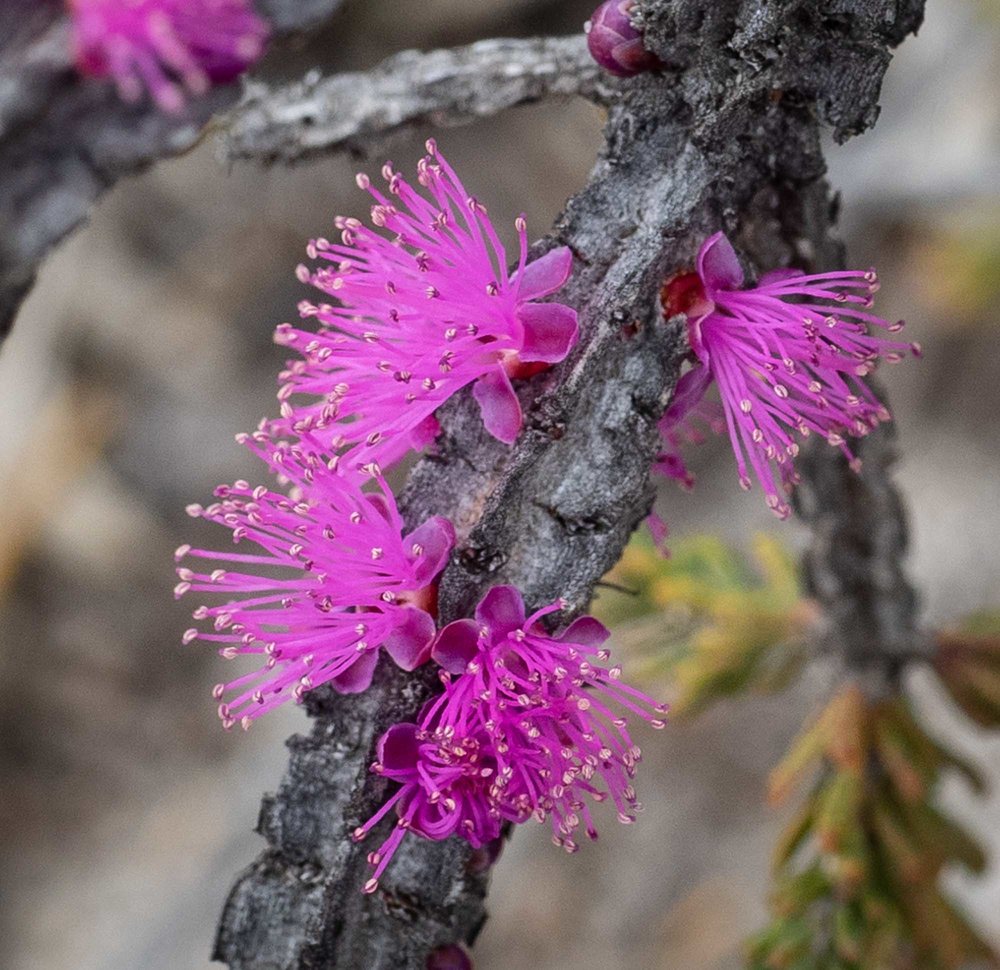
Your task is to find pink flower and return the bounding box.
[655,365,725,491]
[661,232,921,518]
[585,1,660,78]
[275,140,578,479]
[648,365,724,555]
[353,586,666,892]
[68,0,269,113]
[352,696,504,895]
[175,442,454,729]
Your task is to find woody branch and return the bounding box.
[211,1,927,968]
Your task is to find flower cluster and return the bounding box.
[179,144,579,725]
[176,445,454,727]
[176,146,662,891]
[175,137,915,897]
[274,140,577,478]
[353,586,667,892]
[68,0,269,112]
[659,232,920,518]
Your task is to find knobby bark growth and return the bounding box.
[0,1,927,967]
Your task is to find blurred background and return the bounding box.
[1,1,998,968]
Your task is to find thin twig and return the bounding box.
[224,35,612,165]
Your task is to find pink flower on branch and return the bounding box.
[353,586,666,893]
[352,706,504,895]
[68,0,269,113]
[276,140,578,479]
[660,232,920,518]
[175,446,454,729]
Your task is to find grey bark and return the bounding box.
[793,418,932,695]
[0,0,347,341]
[212,1,926,968]
[225,36,611,165]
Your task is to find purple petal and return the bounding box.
[405,516,456,586]
[513,246,573,301]
[645,512,670,554]
[697,232,744,296]
[661,363,712,428]
[365,493,394,522]
[431,618,481,674]
[559,615,611,648]
[611,37,661,75]
[377,722,420,771]
[409,413,441,450]
[473,368,522,444]
[411,800,459,840]
[475,586,526,639]
[383,607,436,671]
[654,450,694,490]
[517,302,579,364]
[331,647,379,693]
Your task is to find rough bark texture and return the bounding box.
[0,0,347,341]
[794,418,932,695]
[226,36,612,165]
[211,1,927,968]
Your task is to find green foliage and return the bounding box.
[934,611,1000,728]
[913,213,1000,330]
[595,532,808,716]
[600,534,1000,969]
[748,689,997,970]
[976,0,1000,29]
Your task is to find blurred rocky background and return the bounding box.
[1,1,998,968]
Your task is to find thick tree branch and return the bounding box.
[215,1,926,968]
[0,0,347,341]
[225,35,611,165]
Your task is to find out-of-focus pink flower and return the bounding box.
[661,232,920,518]
[426,945,474,970]
[354,586,666,892]
[648,364,724,556]
[276,140,578,480]
[655,365,725,491]
[585,0,660,77]
[175,440,453,728]
[68,0,269,112]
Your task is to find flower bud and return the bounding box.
[426,944,473,970]
[585,1,660,78]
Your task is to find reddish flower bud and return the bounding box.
[585,0,660,78]
[427,944,473,970]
